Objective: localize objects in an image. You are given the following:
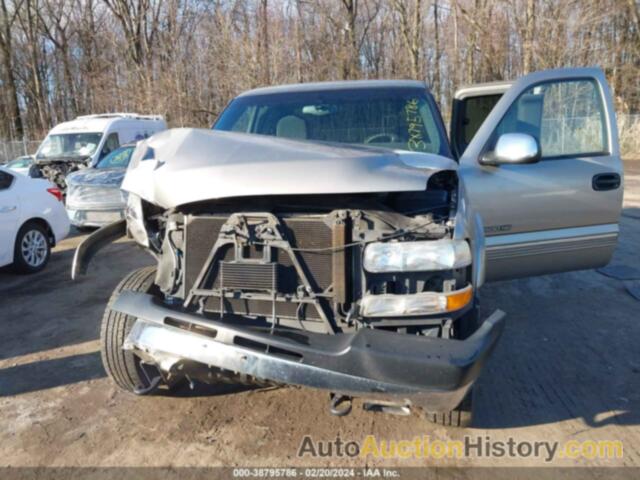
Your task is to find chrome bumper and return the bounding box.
[114,291,505,412]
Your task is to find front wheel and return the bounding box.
[424,390,474,428]
[423,304,479,427]
[100,267,163,394]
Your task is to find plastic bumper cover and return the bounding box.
[114,291,506,412]
[67,208,125,227]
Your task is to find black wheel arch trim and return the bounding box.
[71,219,127,279]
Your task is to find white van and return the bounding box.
[33,113,167,190]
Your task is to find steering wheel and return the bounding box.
[364,132,399,144]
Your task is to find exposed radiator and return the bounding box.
[220,262,278,291]
[183,214,336,322]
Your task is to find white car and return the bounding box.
[0,166,70,273]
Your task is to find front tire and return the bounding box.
[454,301,481,340]
[424,390,474,428]
[101,267,162,394]
[423,304,479,428]
[13,221,51,274]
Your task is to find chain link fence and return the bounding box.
[0,140,42,164]
[618,113,640,159]
[1,114,639,164]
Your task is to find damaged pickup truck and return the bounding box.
[73,68,623,427]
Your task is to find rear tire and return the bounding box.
[12,221,51,274]
[101,266,162,394]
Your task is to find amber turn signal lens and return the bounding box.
[446,286,473,311]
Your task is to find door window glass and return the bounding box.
[96,146,135,169]
[451,93,503,159]
[462,95,503,145]
[492,79,607,158]
[100,133,120,158]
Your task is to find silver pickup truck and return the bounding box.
[74,68,623,427]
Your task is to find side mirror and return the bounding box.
[480,133,541,166]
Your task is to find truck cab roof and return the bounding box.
[238,79,429,97]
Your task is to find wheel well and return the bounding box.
[20,218,56,247]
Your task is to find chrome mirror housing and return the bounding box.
[480,133,541,166]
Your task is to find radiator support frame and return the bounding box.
[183,212,338,334]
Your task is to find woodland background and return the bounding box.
[0,0,639,153]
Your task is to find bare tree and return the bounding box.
[432,0,440,98]
[17,0,51,130]
[0,0,25,137]
[392,0,422,79]
[522,0,536,73]
[38,0,76,118]
[103,0,162,70]
[340,0,359,78]
[258,0,270,84]
[0,0,638,142]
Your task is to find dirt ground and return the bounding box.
[1,162,639,474]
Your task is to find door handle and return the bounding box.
[592,173,621,191]
[0,206,17,213]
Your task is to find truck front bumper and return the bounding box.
[114,291,505,412]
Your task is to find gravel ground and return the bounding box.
[0,162,639,475]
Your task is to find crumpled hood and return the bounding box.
[67,168,126,187]
[122,128,458,209]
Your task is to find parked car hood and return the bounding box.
[122,128,458,209]
[67,168,126,187]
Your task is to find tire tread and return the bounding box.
[425,391,473,428]
[100,267,157,392]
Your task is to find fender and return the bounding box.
[452,177,486,289]
[71,220,127,279]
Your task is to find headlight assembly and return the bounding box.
[125,193,149,247]
[363,239,471,273]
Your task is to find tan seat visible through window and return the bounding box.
[276,115,307,140]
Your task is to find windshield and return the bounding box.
[214,87,450,156]
[96,145,135,169]
[37,132,102,159]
